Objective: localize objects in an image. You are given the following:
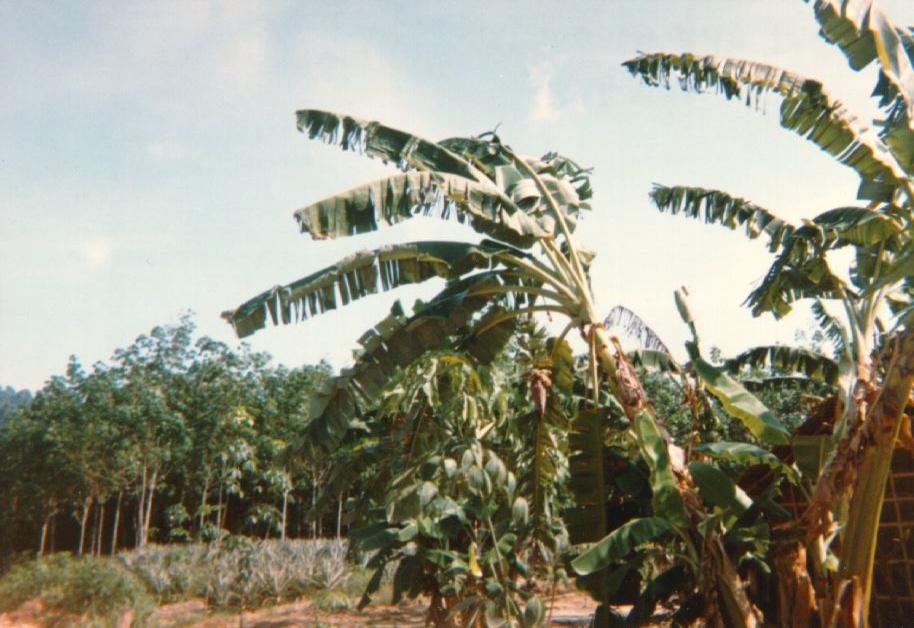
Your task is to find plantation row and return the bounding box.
[0,539,367,623]
[0,315,337,563]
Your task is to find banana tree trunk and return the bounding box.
[589,325,759,626]
[835,329,914,627]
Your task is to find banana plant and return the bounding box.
[625,1,914,623]
[222,110,780,623]
[571,292,803,626]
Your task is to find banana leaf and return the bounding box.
[294,273,528,457]
[650,185,795,252]
[624,53,909,200]
[724,345,839,387]
[294,170,545,247]
[223,240,528,339]
[571,517,672,576]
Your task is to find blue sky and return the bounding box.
[2,1,913,390]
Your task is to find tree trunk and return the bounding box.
[38,514,51,557]
[336,494,343,540]
[834,330,914,627]
[137,465,148,547]
[89,502,98,556]
[111,490,122,555]
[77,496,92,556]
[281,489,289,541]
[216,485,224,532]
[198,480,209,536]
[141,470,158,547]
[311,483,318,539]
[94,500,106,556]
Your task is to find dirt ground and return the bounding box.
[0,588,598,627]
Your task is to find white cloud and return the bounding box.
[527,61,583,125]
[529,63,559,124]
[76,238,114,268]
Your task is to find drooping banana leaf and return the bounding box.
[571,517,672,576]
[294,273,531,457]
[297,109,485,181]
[745,238,845,318]
[689,350,791,446]
[296,110,590,240]
[809,206,903,247]
[222,240,529,339]
[632,410,689,529]
[604,305,673,354]
[624,53,909,200]
[628,349,681,374]
[567,407,611,544]
[528,338,574,547]
[810,0,914,188]
[693,441,797,480]
[675,288,791,445]
[649,185,795,252]
[810,0,914,119]
[293,170,546,247]
[723,345,839,387]
[688,461,752,520]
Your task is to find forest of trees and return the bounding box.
[0,314,336,565]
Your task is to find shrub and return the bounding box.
[0,553,154,623]
[117,543,209,602]
[120,538,358,610]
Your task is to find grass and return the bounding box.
[0,552,155,624]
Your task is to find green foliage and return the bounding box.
[626,2,914,623]
[0,553,154,622]
[307,325,570,624]
[0,385,31,425]
[571,518,671,576]
[119,539,355,609]
[0,314,335,563]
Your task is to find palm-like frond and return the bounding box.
[811,300,850,356]
[649,185,795,251]
[294,169,546,247]
[809,206,903,247]
[222,240,531,339]
[297,110,484,181]
[624,53,910,200]
[603,305,673,354]
[810,1,914,186]
[297,110,592,241]
[745,237,845,318]
[724,345,840,387]
[810,0,914,122]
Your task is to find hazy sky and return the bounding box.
[2,1,913,391]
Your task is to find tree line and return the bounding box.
[0,314,334,564]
